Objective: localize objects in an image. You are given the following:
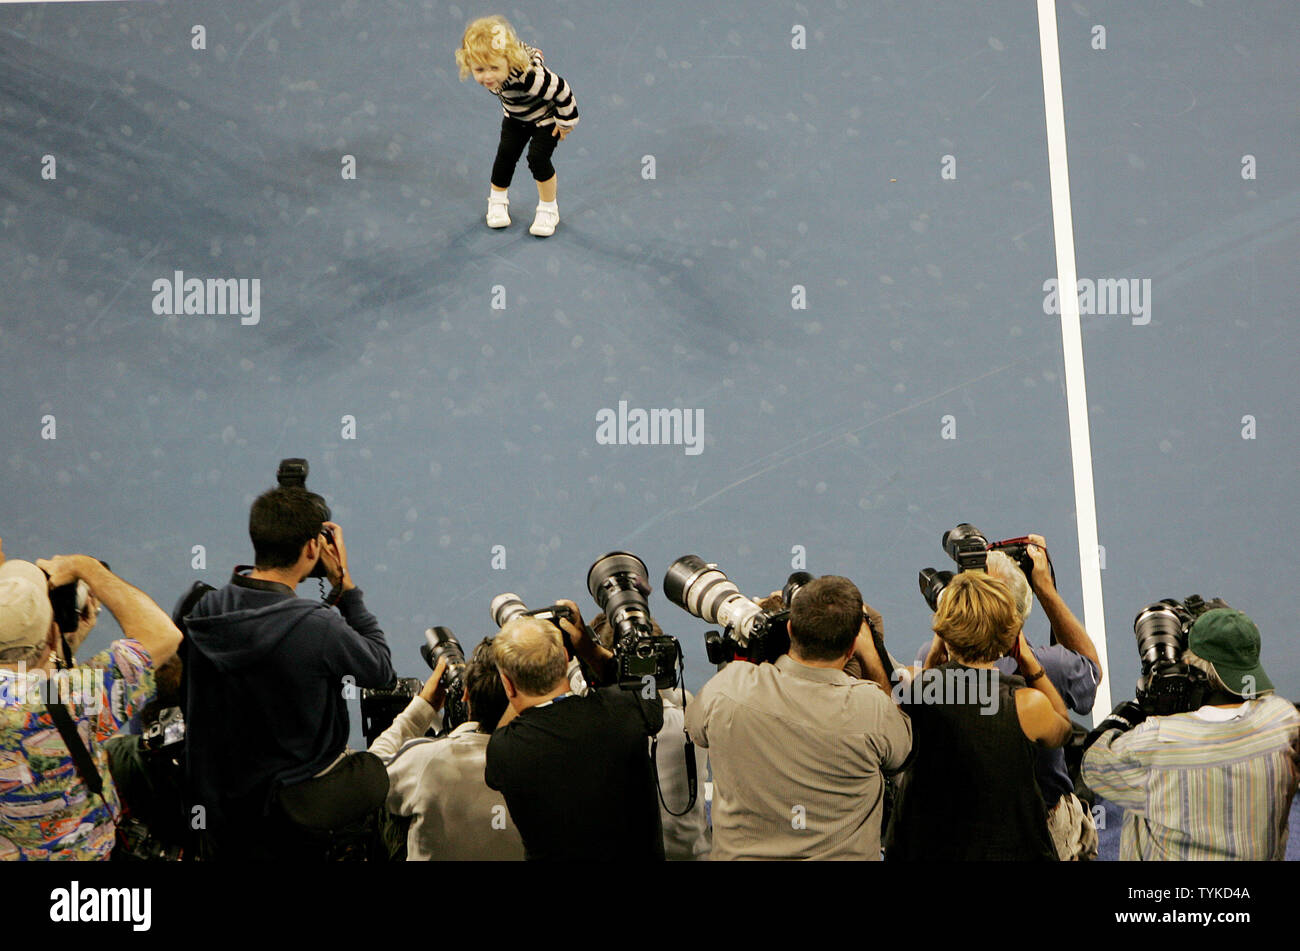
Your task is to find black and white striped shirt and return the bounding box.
[497,46,579,129]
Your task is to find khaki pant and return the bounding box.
[1047,791,1098,861]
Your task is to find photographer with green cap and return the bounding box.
[1083,607,1300,860]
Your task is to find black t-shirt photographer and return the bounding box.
[484,610,664,861]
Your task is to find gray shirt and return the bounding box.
[686,654,912,860]
[369,697,524,861]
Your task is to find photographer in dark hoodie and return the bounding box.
[183,486,394,859]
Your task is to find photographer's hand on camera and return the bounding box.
[36,554,182,666]
[1100,700,1146,734]
[1023,534,1102,679]
[418,656,450,711]
[1025,534,1053,594]
[554,597,615,685]
[36,555,97,653]
[318,521,356,596]
[852,617,892,691]
[1083,700,1148,752]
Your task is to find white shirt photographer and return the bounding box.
[369,695,524,861]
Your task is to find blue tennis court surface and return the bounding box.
[2,1,1296,750]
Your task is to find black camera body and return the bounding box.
[359,627,474,745]
[490,593,580,654]
[524,604,575,630]
[276,458,333,579]
[141,706,186,753]
[490,593,574,629]
[1132,596,1216,716]
[702,610,789,666]
[588,551,680,690]
[919,523,1054,611]
[359,678,428,747]
[943,523,991,573]
[612,626,681,688]
[700,571,823,665]
[44,559,110,636]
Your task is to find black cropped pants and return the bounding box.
[491,115,560,189]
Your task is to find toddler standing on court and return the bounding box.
[455,16,579,237]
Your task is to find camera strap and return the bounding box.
[44,699,119,827]
[652,734,699,817]
[651,644,698,817]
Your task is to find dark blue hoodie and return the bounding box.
[183,574,394,826]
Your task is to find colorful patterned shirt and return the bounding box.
[0,640,156,860]
[1084,695,1300,860]
[497,45,579,129]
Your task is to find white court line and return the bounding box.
[1036,0,1111,718]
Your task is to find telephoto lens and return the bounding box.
[782,571,815,607]
[664,555,776,663]
[489,593,529,629]
[588,551,680,689]
[422,626,466,672]
[586,551,654,641]
[663,555,759,632]
[1131,600,1207,716]
[1133,601,1191,670]
[918,568,955,612]
[422,626,470,730]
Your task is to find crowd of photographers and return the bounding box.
[2,462,1297,862]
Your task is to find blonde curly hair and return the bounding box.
[455,15,532,80]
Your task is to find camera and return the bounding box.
[421,626,471,730]
[918,523,1055,611]
[359,677,427,747]
[917,567,956,614]
[489,593,578,658]
[1131,596,1217,716]
[42,559,110,636]
[782,571,814,608]
[275,458,333,579]
[587,551,680,690]
[490,593,575,634]
[664,555,792,666]
[943,523,991,573]
[141,706,186,753]
[114,816,185,863]
[359,626,472,746]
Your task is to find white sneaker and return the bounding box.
[486,193,510,228]
[529,204,559,237]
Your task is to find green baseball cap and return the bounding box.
[1188,608,1273,698]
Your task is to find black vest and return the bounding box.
[885,662,1057,861]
